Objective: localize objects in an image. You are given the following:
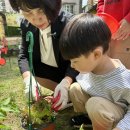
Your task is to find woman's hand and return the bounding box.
[24,74,41,101]
[112,19,130,40]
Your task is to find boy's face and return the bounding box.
[70,48,102,73]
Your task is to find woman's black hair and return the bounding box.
[9,0,61,22]
[59,13,111,60]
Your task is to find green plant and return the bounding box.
[0,124,11,130]
[21,97,55,128]
[0,97,20,129]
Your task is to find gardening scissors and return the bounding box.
[51,91,62,111]
[40,91,61,112]
[51,91,73,111]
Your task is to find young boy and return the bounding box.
[59,13,130,130]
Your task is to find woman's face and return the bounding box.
[22,8,49,30]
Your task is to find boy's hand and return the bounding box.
[24,75,41,101]
[53,78,70,110]
[112,19,130,40]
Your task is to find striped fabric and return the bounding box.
[76,59,130,130]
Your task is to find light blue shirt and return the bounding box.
[76,60,130,130]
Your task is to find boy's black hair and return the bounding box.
[59,13,111,60]
[9,0,61,22]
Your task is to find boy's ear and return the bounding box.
[93,47,103,59]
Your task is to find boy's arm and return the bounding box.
[97,0,104,13]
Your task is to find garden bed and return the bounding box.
[0,57,84,130]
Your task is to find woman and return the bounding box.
[9,0,78,109]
